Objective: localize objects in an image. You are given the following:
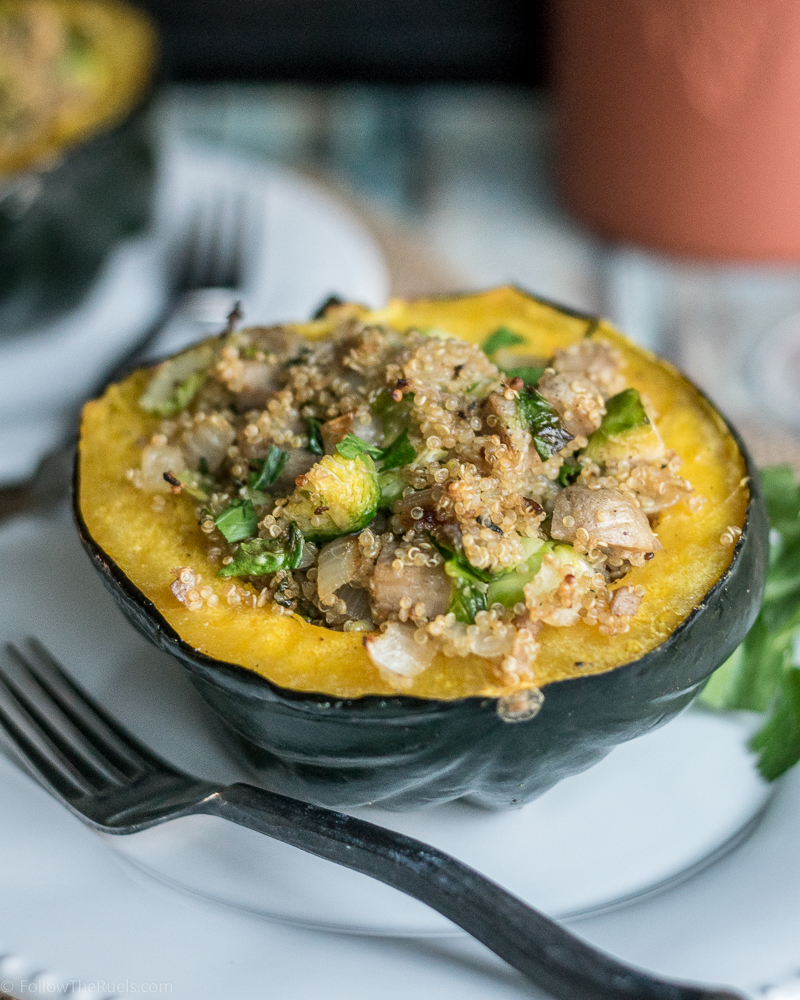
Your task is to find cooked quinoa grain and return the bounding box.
[131,314,693,688]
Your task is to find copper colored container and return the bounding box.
[553,0,800,260]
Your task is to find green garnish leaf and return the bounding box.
[751,668,800,781]
[595,388,650,438]
[378,469,406,508]
[428,534,497,585]
[557,459,582,488]
[250,446,289,490]
[336,431,417,470]
[336,434,382,461]
[517,387,574,461]
[217,524,304,579]
[378,430,416,470]
[482,327,525,358]
[306,417,325,455]
[214,499,258,544]
[502,365,546,386]
[445,560,488,624]
[198,457,209,476]
[701,464,800,780]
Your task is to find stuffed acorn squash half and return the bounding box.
[0,0,157,331]
[75,287,768,809]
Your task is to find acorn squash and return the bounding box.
[75,287,768,809]
[0,0,157,332]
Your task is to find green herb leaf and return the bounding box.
[250,446,289,490]
[306,417,324,455]
[378,469,406,508]
[445,560,488,624]
[214,499,258,544]
[502,365,546,386]
[336,434,383,461]
[557,458,582,488]
[700,464,800,780]
[482,327,525,358]
[428,535,497,584]
[517,387,574,460]
[751,668,800,781]
[217,523,304,579]
[379,430,416,470]
[336,430,417,470]
[595,388,650,438]
[198,457,209,476]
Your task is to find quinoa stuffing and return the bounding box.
[128,309,694,689]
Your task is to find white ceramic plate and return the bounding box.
[0,139,388,482]
[0,510,773,936]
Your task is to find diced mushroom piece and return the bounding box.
[394,487,439,531]
[610,585,643,618]
[552,339,625,398]
[364,622,437,686]
[551,485,662,561]
[321,412,355,453]
[482,391,529,453]
[316,535,363,605]
[369,541,452,620]
[537,371,605,438]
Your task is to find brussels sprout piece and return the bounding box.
[284,452,379,542]
[583,388,664,465]
[486,536,548,608]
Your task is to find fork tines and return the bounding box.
[0,639,164,805]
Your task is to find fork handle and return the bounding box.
[207,783,743,1000]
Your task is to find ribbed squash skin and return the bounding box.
[75,288,768,809]
[0,104,155,331]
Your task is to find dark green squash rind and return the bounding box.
[73,293,769,810]
[0,97,156,333]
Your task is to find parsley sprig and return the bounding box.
[701,465,800,780]
[335,431,416,470]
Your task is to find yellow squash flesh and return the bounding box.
[78,287,749,700]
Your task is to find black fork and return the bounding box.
[0,639,744,1000]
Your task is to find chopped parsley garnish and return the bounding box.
[335,431,417,470]
[503,365,546,386]
[380,430,416,470]
[250,446,289,490]
[557,458,582,488]
[482,327,526,358]
[701,465,800,780]
[217,524,304,579]
[445,559,488,624]
[517,388,574,460]
[306,417,325,455]
[482,327,544,386]
[214,499,258,544]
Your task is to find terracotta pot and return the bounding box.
[553,0,800,260]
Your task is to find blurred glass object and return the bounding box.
[552,0,800,432]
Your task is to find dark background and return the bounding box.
[135,0,550,85]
